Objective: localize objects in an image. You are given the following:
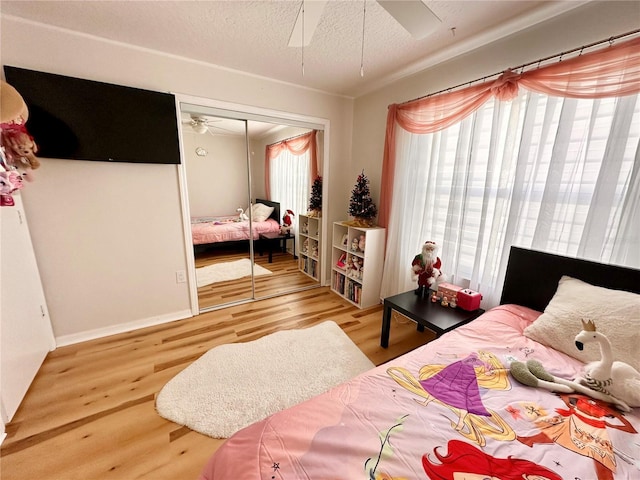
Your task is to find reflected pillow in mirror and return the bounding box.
[252,203,275,222]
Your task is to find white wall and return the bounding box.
[1,15,354,343]
[352,1,640,217]
[183,133,248,217]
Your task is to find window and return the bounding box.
[381,90,640,305]
[269,147,311,230]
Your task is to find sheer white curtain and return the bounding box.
[269,147,311,240]
[380,90,640,306]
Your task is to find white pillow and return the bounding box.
[523,276,640,371]
[252,203,275,222]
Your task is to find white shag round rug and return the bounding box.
[155,320,375,438]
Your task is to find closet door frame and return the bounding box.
[173,93,330,316]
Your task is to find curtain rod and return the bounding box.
[401,28,640,106]
[266,129,314,147]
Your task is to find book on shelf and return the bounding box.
[333,271,345,294]
[345,280,361,305]
[302,257,318,277]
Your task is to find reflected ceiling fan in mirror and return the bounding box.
[181,115,241,135]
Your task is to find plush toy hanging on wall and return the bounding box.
[411,240,443,297]
[0,80,41,207]
[1,123,40,170]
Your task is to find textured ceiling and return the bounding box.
[1,1,585,97]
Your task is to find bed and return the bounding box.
[199,247,640,480]
[191,198,281,247]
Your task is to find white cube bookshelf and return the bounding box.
[331,222,385,308]
[298,214,321,280]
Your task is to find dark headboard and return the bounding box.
[500,247,640,312]
[255,198,280,223]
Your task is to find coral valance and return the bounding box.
[379,36,640,228]
[265,130,318,198]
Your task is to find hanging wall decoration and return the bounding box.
[0,80,41,207]
[346,170,377,227]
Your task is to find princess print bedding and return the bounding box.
[199,305,639,480]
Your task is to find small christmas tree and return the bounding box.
[347,170,377,227]
[308,176,322,217]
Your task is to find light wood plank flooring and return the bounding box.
[1,288,433,480]
[195,243,317,310]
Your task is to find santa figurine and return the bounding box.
[281,209,295,236]
[411,240,442,297]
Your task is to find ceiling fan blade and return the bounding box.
[288,0,327,47]
[207,125,240,134]
[377,0,441,40]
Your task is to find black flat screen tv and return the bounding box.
[3,66,181,164]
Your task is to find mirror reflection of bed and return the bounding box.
[192,199,317,308]
[181,107,323,311]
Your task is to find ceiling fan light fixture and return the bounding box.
[192,123,208,134]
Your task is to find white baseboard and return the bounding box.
[55,309,193,347]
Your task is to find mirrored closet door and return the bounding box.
[180,103,325,313]
[248,121,322,300]
[181,108,254,310]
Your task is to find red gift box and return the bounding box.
[457,288,482,311]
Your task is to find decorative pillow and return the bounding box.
[252,203,275,222]
[523,276,640,371]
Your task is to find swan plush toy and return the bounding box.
[236,208,249,221]
[574,319,640,410]
[510,319,640,412]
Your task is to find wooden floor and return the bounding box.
[195,243,317,310]
[0,287,433,480]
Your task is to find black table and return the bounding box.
[258,232,297,263]
[381,290,484,348]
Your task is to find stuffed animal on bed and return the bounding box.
[236,208,249,221]
[574,319,640,409]
[510,319,640,412]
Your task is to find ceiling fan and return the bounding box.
[181,115,238,135]
[288,0,441,47]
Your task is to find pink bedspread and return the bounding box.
[200,305,640,480]
[191,216,280,245]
